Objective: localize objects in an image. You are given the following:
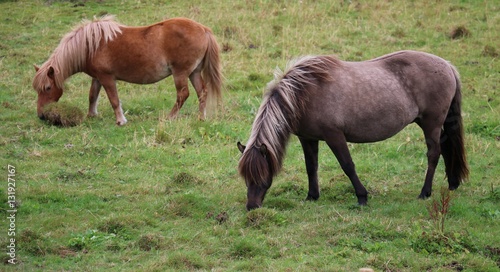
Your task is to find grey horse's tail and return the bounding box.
[441,65,469,189]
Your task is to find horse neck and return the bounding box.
[46,52,82,90]
[244,55,337,177]
[245,93,296,176]
[47,18,123,89]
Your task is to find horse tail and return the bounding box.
[202,30,222,114]
[441,65,469,189]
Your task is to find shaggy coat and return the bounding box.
[239,51,468,210]
[33,15,222,125]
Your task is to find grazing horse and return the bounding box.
[238,51,468,210]
[33,15,222,125]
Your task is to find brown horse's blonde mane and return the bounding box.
[239,55,340,187]
[33,15,123,92]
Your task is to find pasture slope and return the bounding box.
[0,0,499,271]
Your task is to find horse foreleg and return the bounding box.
[418,127,442,199]
[298,137,320,201]
[88,78,102,117]
[168,74,190,119]
[325,133,368,205]
[100,78,127,126]
[189,71,207,120]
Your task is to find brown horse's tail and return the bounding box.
[202,30,222,115]
[441,65,469,190]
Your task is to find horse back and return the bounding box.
[88,18,211,83]
[297,51,458,143]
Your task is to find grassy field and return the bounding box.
[1,0,499,271]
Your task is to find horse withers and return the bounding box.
[33,15,222,125]
[238,51,468,210]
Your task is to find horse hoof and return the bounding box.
[168,113,178,120]
[418,193,431,199]
[356,194,368,205]
[449,184,460,190]
[305,194,319,201]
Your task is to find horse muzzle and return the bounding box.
[246,183,268,211]
[246,202,262,211]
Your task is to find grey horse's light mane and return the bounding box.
[33,15,123,92]
[239,55,340,186]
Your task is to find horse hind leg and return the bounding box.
[189,71,207,120]
[168,73,190,119]
[418,125,442,199]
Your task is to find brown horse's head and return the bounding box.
[238,142,274,210]
[33,65,64,120]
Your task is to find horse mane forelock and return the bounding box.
[239,55,339,187]
[33,15,123,92]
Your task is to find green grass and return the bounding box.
[1,0,499,271]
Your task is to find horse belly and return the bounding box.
[339,70,419,142]
[115,58,172,84]
[125,65,171,84]
[297,114,412,143]
[344,117,411,143]
[298,91,418,143]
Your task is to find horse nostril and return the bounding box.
[38,114,46,120]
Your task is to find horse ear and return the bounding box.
[237,142,246,153]
[259,144,268,156]
[47,66,55,79]
[34,65,40,72]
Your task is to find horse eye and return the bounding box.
[45,86,51,92]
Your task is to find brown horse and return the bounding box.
[33,15,222,125]
[238,51,469,210]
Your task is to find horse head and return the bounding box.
[237,142,273,210]
[33,65,64,120]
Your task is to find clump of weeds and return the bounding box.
[411,187,477,254]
